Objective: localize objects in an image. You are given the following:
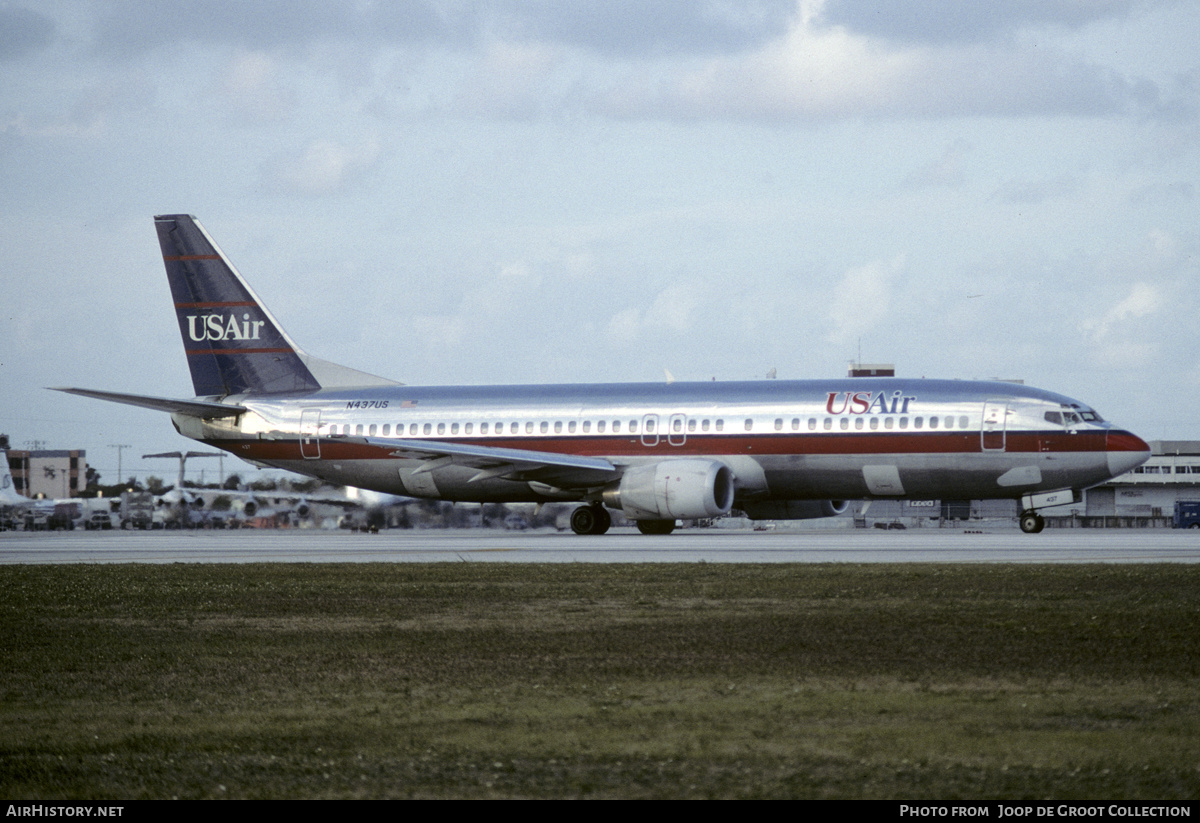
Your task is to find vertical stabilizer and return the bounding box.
[0,452,26,505]
[155,214,320,397]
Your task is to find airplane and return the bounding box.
[53,214,1151,535]
[0,451,103,529]
[142,450,364,527]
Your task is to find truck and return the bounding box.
[119,491,156,530]
[1172,501,1200,529]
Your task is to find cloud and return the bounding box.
[1082,281,1163,340]
[0,6,55,60]
[826,256,904,346]
[819,0,1137,45]
[592,2,1155,121]
[262,136,382,195]
[605,282,703,346]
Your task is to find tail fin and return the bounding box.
[0,452,26,505]
[156,214,319,396]
[156,215,398,396]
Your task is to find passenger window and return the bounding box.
[824,418,832,431]
[540,421,549,433]
[511,422,519,434]
[840,418,850,430]
[381,424,389,436]
[884,417,894,429]
[854,418,864,430]
[899,417,908,429]
[792,418,800,431]
[702,419,710,431]
[369,424,377,436]
[526,422,535,434]
[959,416,968,428]
[568,421,575,433]
[808,418,817,431]
[929,417,938,429]
[869,417,879,430]
[745,418,754,431]
[775,418,783,431]
[437,423,445,435]
[451,422,459,434]
[913,417,923,429]
[688,419,696,432]
[673,418,683,432]
[613,421,621,433]
[465,422,473,434]
[597,421,606,433]
[944,416,953,430]
[715,419,724,432]
[631,420,639,433]
[582,421,591,433]
[410,423,418,435]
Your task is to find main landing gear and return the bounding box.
[1019,511,1046,534]
[636,519,676,535]
[570,504,611,535]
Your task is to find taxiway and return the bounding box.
[2,526,1198,564]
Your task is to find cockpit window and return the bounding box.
[1044,411,1063,426]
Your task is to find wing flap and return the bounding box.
[360,436,619,487]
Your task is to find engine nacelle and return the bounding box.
[740,500,849,520]
[242,498,259,517]
[603,459,734,521]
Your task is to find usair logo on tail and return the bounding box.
[185,313,266,342]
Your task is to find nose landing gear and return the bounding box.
[1019,512,1046,534]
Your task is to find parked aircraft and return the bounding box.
[143,450,361,527]
[55,215,1150,535]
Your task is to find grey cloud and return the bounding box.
[87,0,792,58]
[0,6,55,59]
[820,0,1137,45]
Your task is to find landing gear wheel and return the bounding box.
[636,519,676,535]
[1019,512,1045,534]
[570,505,611,535]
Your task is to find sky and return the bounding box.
[2,0,1198,487]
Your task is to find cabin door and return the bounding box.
[300,409,322,459]
[981,401,1008,451]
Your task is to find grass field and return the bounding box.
[1,563,1198,799]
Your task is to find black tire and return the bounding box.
[1019,512,1045,534]
[636,519,676,535]
[570,506,598,535]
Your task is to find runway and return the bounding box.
[2,526,1198,564]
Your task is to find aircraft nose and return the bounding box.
[1106,430,1151,478]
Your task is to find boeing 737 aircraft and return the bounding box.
[55,215,1150,535]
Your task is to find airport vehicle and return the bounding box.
[1172,501,1200,529]
[55,215,1151,535]
[119,491,155,530]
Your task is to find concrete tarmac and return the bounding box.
[2,526,1198,564]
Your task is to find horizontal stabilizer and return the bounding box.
[50,388,246,418]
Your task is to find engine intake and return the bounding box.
[603,459,734,521]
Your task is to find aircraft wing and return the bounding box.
[50,388,247,418]
[359,436,620,487]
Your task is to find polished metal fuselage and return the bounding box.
[179,377,1150,506]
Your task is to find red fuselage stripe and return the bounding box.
[210,429,1139,462]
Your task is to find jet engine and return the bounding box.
[740,500,849,520]
[603,459,734,521]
